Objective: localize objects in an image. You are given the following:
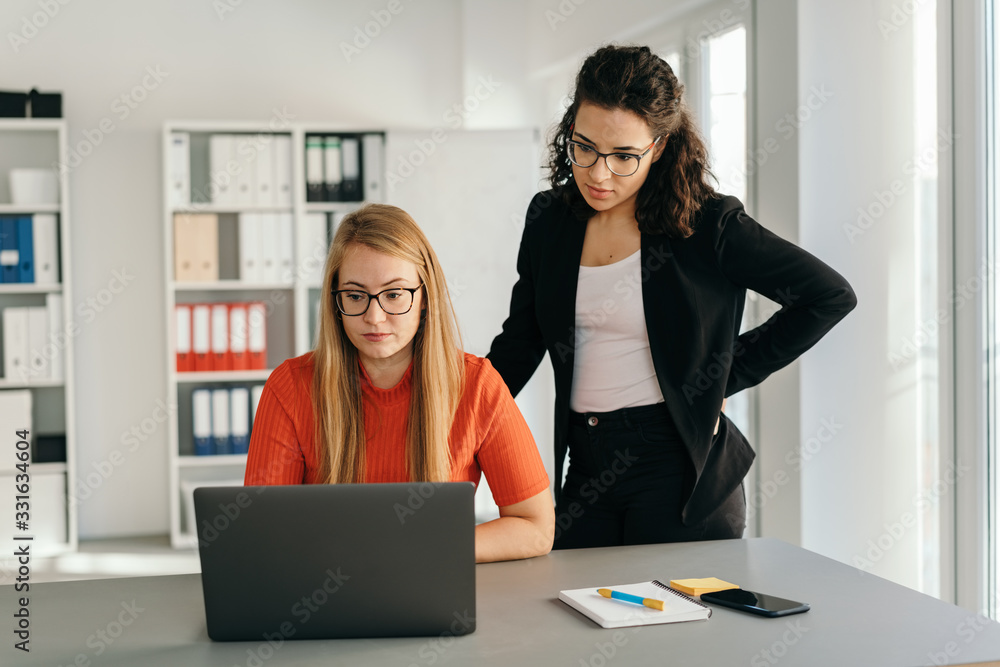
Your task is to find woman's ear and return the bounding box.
[651,135,668,163]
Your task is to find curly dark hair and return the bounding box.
[549,44,716,237]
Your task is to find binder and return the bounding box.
[192,304,212,372]
[341,136,361,201]
[302,212,329,285]
[229,303,249,371]
[45,293,63,381]
[169,132,191,208]
[211,303,230,371]
[26,306,47,381]
[238,213,262,283]
[258,213,279,284]
[32,213,58,285]
[276,212,294,284]
[323,135,343,202]
[362,133,384,203]
[305,135,324,202]
[234,136,257,208]
[247,302,267,370]
[175,213,219,282]
[274,135,293,207]
[0,390,32,471]
[250,384,264,431]
[0,216,19,283]
[211,388,231,455]
[230,387,250,454]
[175,304,193,372]
[3,307,28,381]
[192,388,213,456]
[209,134,235,206]
[254,137,275,208]
[16,215,33,283]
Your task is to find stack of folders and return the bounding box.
[191,384,265,456]
[305,133,384,203]
[0,214,59,284]
[2,296,64,383]
[238,212,295,284]
[167,132,295,209]
[175,302,267,373]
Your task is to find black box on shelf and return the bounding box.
[0,91,28,117]
[29,89,62,118]
[34,434,67,463]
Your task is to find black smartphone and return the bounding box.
[699,588,810,618]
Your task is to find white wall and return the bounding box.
[798,0,924,590]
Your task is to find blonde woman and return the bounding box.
[245,204,554,563]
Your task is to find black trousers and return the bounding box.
[553,403,746,550]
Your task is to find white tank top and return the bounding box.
[570,249,665,413]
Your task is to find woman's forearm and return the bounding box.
[474,515,553,563]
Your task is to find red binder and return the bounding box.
[175,305,194,372]
[229,303,250,371]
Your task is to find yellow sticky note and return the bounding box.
[669,577,739,597]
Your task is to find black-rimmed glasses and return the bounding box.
[566,137,660,176]
[331,284,424,316]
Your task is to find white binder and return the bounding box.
[277,212,294,284]
[32,213,59,285]
[45,293,63,381]
[3,307,29,382]
[238,213,262,283]
[259,213,279,284]
[305,136,324,202]
[274,135,293,208]
[26,306,48,381]
[254,137,275,208]
[192,304,211,363]
[169,132,191,208]
[302,212,329,286]
[234,136,257,208]
[211,388,231,452]
[209,134,235,206]
[323,136,343,201]
[362,133,384,203]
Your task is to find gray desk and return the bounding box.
[6,538,1000,666]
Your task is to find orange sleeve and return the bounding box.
[245,363,307,485]
[471,358,551,507]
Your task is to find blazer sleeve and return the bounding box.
[715,201,857,397]
[487,213,547,398]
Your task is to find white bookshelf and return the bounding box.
[162,121,385,548]
[0,118,78,557]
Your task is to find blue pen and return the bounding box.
[597,588,665,611]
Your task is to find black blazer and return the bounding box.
[487,189,857,525]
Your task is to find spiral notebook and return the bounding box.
[559,579,712,628]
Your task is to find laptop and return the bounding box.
[193,482,476,641]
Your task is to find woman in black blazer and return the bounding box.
[488,45,856,549]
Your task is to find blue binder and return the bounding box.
[0,216,17,283]
[17,216,33,283]
[193,389,214,456]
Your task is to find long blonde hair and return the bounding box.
[312,204,463,484]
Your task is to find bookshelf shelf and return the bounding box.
[163,121,385,547]
[0,119,77,556]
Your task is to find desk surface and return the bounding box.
[6,538,1000,666]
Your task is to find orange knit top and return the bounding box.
[244,351,550,508]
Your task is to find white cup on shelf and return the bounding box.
[9,168,59,205]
